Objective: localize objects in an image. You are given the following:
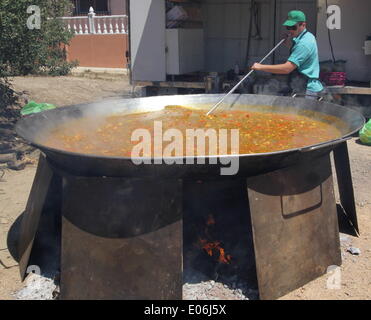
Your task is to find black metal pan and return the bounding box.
[16,94,365,178]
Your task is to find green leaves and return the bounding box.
[0,0,76,77]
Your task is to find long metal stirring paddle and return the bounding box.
[206,37,287,116]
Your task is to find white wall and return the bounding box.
[316,0,371,81]
[202,0,275,72]
[202,0,371,81]
[130,0,166,81]
[202,0,317,72]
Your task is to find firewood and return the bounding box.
[0,153,16,163]
[7,159,27,171]
[0,143,12,151]
[0,144,34,155]
[0,128,14,136]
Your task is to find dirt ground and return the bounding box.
[0,75,370,300]
[9,73,133,107]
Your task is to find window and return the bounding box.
[73,0,110,15]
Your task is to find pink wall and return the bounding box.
[66,34,129,68]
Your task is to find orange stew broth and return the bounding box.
[41,106,342,157]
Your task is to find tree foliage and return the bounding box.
[0,0,77,77]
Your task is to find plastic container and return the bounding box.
[320,72,346,86]
[359,119,371,145]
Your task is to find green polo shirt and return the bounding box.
[288,29,324,93]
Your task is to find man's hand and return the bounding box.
[251,63,264,71]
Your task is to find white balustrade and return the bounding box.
[60,7,128,35]
[109,20,114,34]
[103,19,108,34]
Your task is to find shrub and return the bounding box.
[0,0,77,77]
[0,77,17,110]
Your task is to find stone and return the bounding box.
[347,247,361,255]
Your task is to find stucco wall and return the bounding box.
[316,0,371,81]
[66,34,128,68]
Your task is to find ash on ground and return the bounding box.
[183,248,259,300]
[14,272,59,300]
[183,277,259,300]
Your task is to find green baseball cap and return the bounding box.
[283,10,306,27]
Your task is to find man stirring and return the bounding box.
[251,10,324,99]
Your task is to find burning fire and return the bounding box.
[199,239,232,264]
[198,214,232,264]
[207,214,215,226]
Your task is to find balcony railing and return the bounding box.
[60,7,128,35]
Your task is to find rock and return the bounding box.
[347,247,361,255]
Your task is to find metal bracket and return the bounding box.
[291,93,324,101]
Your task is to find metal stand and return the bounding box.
[18,154,182,300]
[18,155,61,280]
[247,154,341,299]
[60,175,182,299]
[333,142,359,234]
[18,148,357,300]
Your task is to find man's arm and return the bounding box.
[251,61,297,74]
